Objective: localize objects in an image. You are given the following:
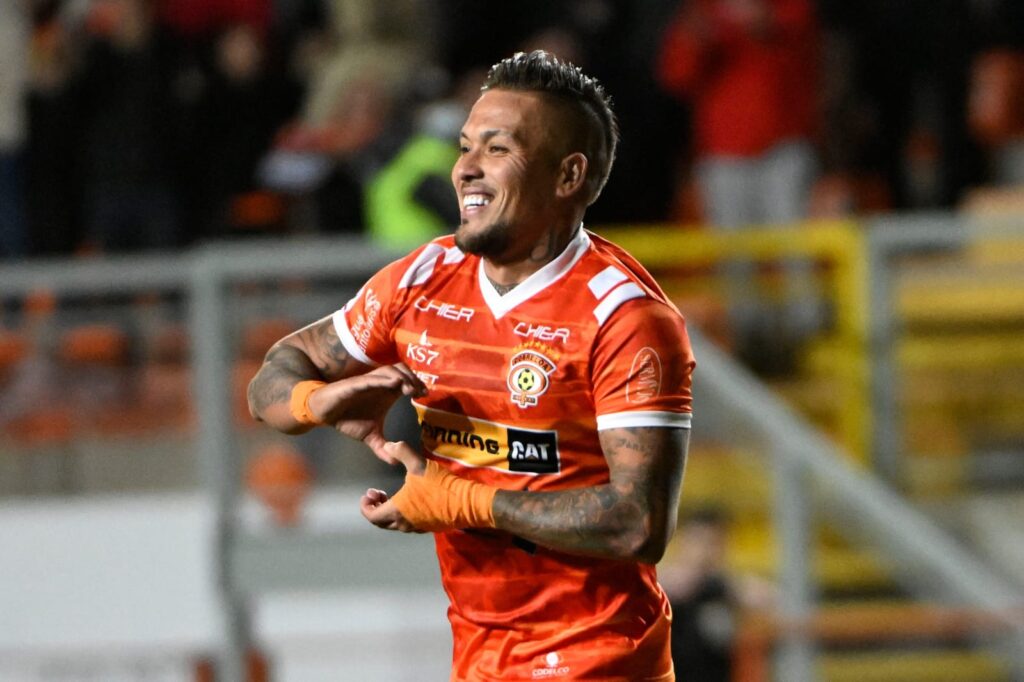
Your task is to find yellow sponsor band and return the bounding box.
[414,403,510,471]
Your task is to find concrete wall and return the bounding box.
[0,491,451,681]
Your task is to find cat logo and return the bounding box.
[507,427,559,474]
[507,349,556,408]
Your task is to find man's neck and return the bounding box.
[487,278,520,296]
[482,223,582,293]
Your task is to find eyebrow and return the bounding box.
[459,129,516,143]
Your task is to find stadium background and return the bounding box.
[1,1,1024,680]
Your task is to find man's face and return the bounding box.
[451,89,564,262]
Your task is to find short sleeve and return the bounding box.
[590,299,695,430]
[331,246,436,366]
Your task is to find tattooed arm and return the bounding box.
[247,315,371,433]
[491,426,689,563]
[247,316,425,446]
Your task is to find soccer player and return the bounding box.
[248,51,695,681]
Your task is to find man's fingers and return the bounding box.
[361,497,418,532]
[351,365,426,400]
[382,440,426,475]
[360,495,393,527]
[361,487,389,506]
[389,362,428,397]
[364,432,398,465]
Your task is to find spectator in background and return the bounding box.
[76,0,181,252]
[968,0,1024,189]
[156,0,271,38]
[258,0,459,246]
[818,0,983,211]
[192,23,298,238]
[657,0,819,228]
[660,508,776,680]
[657,0,822,370]
[0,1,30,259]
[358,71,464,250]
[270,63,461,249]
[967,49,1024,188]
[26,4,83,255]
[302,0,434,127]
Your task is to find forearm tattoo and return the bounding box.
[247,317,354,419]
[247,345,319,418]
[492,427,686,561]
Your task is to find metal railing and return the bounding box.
[603,221,872,465]
[688,324,1024,680]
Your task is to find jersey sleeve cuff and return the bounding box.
[331,309,379,367]
[596,410,692,430]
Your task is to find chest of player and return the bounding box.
[394,296,592,417]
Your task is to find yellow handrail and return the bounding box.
[596,220,870,465]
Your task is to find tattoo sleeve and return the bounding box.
[491,426,689,563]
[246,315,366,429]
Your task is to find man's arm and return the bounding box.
[366,426,689,564]
[247,316,426,456]
[247,315,369,433]
[492,426,689,563]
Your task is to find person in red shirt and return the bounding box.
[658,0,822,368]
[658,0,820,226]
[249,51,695,681]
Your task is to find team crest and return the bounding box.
[507,349,557,408]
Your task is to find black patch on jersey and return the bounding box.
[507,428,559,474]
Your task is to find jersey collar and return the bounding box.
[478,226,591,319]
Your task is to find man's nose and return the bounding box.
[455,152,483,181]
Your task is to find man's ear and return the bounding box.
[556,152,589,199]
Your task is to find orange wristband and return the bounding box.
[391,460,497,532]
[289,380,327,426]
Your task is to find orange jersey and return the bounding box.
[334,228,695,681]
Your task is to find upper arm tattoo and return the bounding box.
[599,426,688,529]
[282,316,359,381]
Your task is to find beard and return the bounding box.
[454,219,515,260]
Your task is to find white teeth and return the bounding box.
[463,194,491,208]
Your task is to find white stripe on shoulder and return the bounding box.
[588,265,628,299]
[331,309,378,366]
[593,282,646,325]
[596,410,692,430]
[443,244,465,264]
[398,243,446,289]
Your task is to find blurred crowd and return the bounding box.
[0,0,1023,260]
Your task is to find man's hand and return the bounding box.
[308,365,427,463]
[360,441,496,533]
[360,441,426,532]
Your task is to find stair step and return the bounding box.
[818,650,1010,682]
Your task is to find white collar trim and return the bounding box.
[478,227,591,319]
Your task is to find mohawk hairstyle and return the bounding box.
[482,50,619,205]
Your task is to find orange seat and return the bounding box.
[5,408,75,447]
[58,324,131,366]
[0,330,28,370]
[245,443,313,526]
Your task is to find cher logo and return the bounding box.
[414,295,474,321]
[508,428,559,474]
[507,350,556,408]
[626,347,662,404]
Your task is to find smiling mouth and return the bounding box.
[461,193,492,215]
